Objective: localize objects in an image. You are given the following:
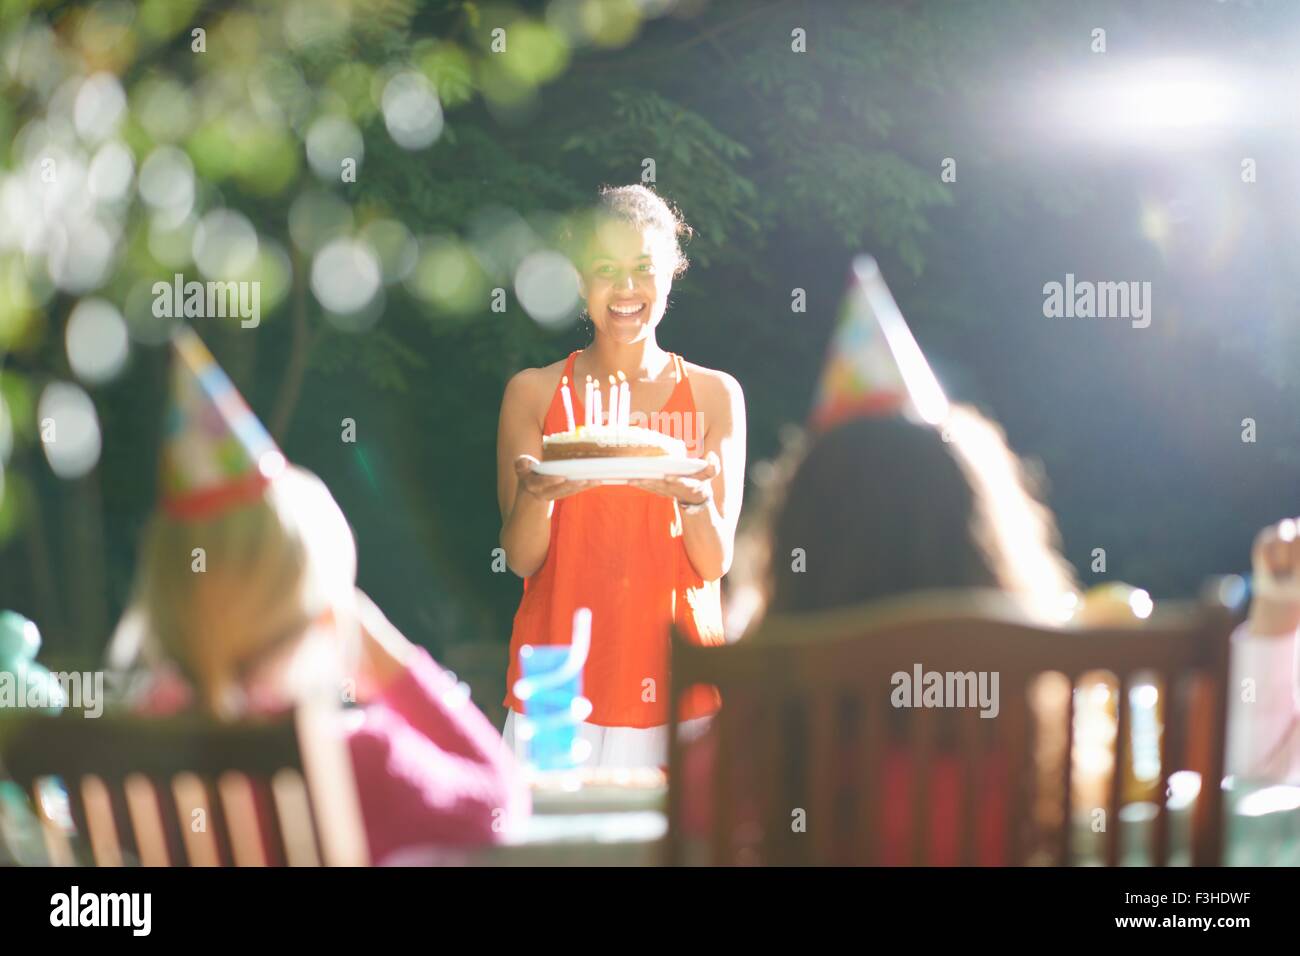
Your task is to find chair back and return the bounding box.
[666,588,1236,866]
[0,699,368,866]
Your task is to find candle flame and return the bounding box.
[616,370,627,382]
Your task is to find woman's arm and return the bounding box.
[496,368,594,578]
[632,370,747,580]
[1227,519,1300,779]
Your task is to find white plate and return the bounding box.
[532,456,707,483]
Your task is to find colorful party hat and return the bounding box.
[809,256,949,431]
[159,326,286,519]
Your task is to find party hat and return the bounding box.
[159,326,286,519]
[809,256,949,431]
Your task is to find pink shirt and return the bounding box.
[348,649,531,863]
[132,648,531,865]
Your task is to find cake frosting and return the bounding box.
[542,424,686,461]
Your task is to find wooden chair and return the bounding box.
[666,586,1237,866]
[0,699,368,866]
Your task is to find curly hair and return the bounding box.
[737,405,1078,626]
[595,183,694,277]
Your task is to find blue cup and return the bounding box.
[515,645,592,771]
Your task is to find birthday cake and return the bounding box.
[542,425,686,461]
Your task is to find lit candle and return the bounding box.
[607,375,617,430]
[592,377,602,429]
[560,375,576,432]
[617,370,630,430]
[584,375,594,427]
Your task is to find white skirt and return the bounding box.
[501,709,712,770]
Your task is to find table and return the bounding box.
[391,775,1300,866]
[386,775,670,866]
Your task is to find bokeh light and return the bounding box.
[192,209,260,279]
[381,70,444,150]
[247,239,294,315]
[46,216,116,293]
[359,218,417,284]
[283,0,352,51]
[289,190,354,253]
[250,59,314,132]
[65,298,130,385]
[306,114,364,181]
[311,238,381,315]
[132,74,195,144]
[491,18,570,87]
[468,205,539,281]
[38,382,102,479]
[73,73,126,144]
[137,145,195,221]
[1128,588,1154,620]
[0,256,38,348]
[574,0,644,48]
[75,1,136,72]
[87,140,134,202]
[515,250,581,327]
[405,236,487,316]
[147,212,195,269]
[0,391,11,463]
[8,24,65,93]
[327,61,377,119]
[1237,785,1300,818]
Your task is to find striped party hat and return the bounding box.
[159,326,286,519]
[809,256,949,431]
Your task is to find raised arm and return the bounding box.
[1227,519,1300,779]
[346,591,531,855]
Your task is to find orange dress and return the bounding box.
[503,351,724,728]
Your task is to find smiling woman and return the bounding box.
[496,184,747,769]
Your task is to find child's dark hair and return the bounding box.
[754,407,1077,619]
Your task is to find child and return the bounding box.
[111,327,529,864]
[683,259,1300,862]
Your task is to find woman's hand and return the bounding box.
[1247,518,1300,637]
[514,455,597,502]
[628,452,719,509]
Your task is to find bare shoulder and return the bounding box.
[503,357,567,407]
[682,361,745,412]
[501,358,569,436]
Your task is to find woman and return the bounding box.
[497,185,747,768]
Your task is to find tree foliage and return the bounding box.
[1,0,1297,671]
